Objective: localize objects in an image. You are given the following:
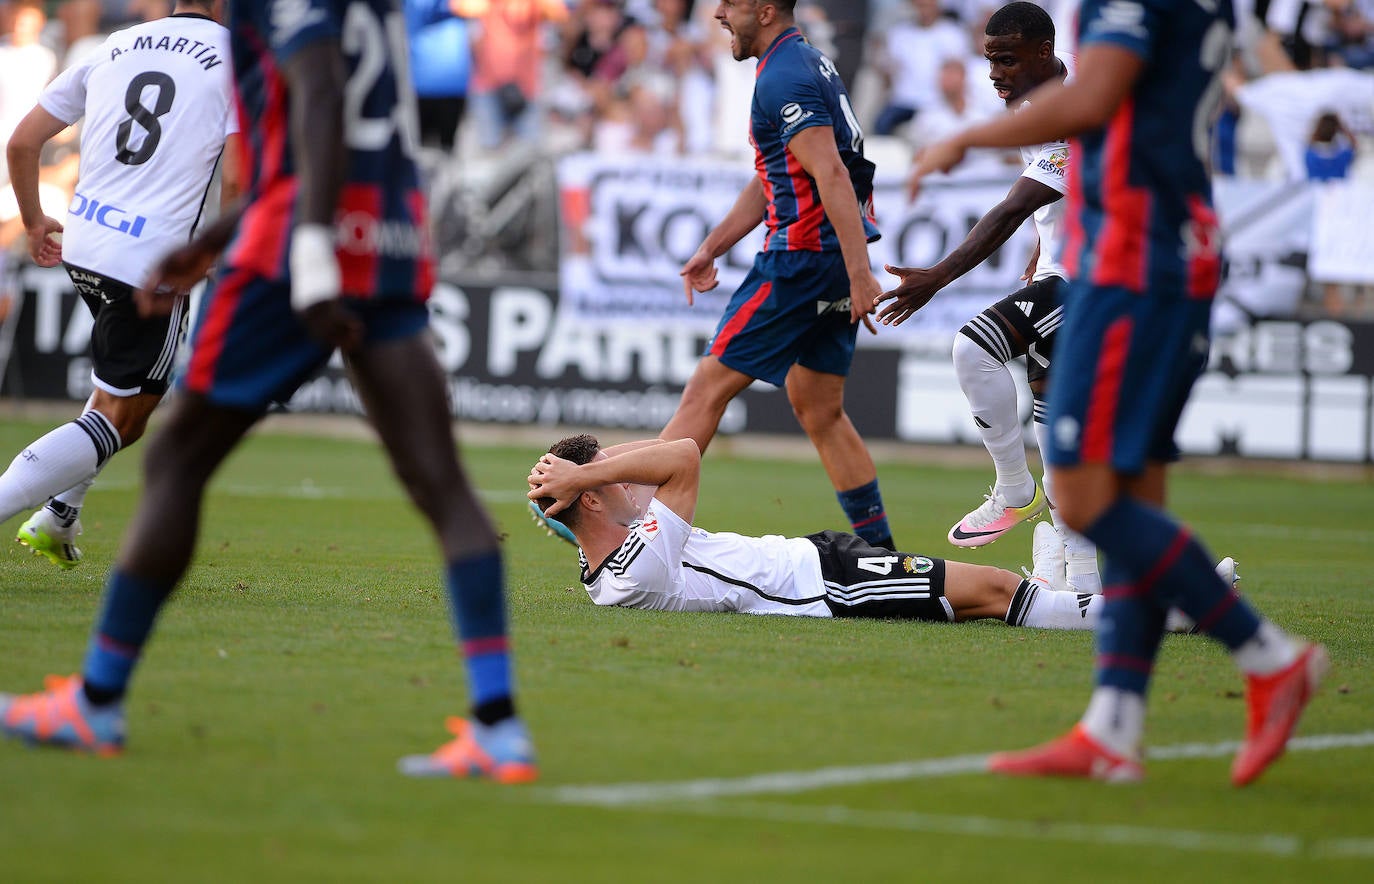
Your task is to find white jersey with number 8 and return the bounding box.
[39,13,238,288]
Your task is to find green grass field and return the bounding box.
[0,417,1371,882]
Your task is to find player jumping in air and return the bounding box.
[879,3,1100,599]
[0,0,536,783]
[2,0,240,567]
[913,0,1326,785]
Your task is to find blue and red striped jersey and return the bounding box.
[749,28,879,253]
[1064,0,1232,298]
[226,0,434,299]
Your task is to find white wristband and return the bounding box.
[289,224,341,312]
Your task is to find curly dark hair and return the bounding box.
[533,434,601,529]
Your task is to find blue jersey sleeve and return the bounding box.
[262,0,341,62]
[1077,0,1168,60]
[755,62,834,147]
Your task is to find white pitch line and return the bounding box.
[642,799,1374,859]
[546,730,1374,807]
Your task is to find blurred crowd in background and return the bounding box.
[3,0,1373,316]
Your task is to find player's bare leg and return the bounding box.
[941,560,1098,629]
[659,355,754,453]
[345,332,535,783]
[786,364,894,548]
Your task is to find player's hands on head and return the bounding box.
[876,265,944,327]
[679,247,719,306]
[25,216,63,268]
[526,453,580,517]
[136,240,219,316]
[848,270,882,335]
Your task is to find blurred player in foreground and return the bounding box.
[528,435,1106,631]
[1,0,239,568]
[0,0,536,784]
[912,0,1326,785]
[879,3,1101,599]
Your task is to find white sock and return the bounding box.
[0,411,120,523]
[953,334,1033,503]
[53,476,96,512]
[1080,686,1146,758]
[1232,620,1300,676]
[1033,418,1102,594]
[1007,579,1099,631]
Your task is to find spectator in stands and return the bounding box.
[0,1,57,180]
[1305,111,1357,180]
[563,0,626,80]
[874,0,969,136]
[407,0,472,152]
[1331,0,1374,68]
[457,0,569,152]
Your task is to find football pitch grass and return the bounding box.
[0,417,1370,882]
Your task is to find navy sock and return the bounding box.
[1094,558,1167,694]
[446,551,515,715]
[837,479,893,549]
[1084,497,1261,651]
[82,569,175,704]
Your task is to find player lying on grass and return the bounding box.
[527,435,1101,629]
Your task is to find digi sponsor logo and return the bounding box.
[69,192,148,238]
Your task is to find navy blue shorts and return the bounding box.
[705,250,858,386]
[1045,281,1211,473]
[180,268,430,412]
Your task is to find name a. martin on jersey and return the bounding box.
[109,33,222,70]
[335,212,430,259]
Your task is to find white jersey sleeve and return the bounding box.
[1020,142,1070,196]
[38,51,99,125]
[581,500,720,613]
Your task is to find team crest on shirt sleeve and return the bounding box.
[903,556,934,574]
[1085,0,1149,40]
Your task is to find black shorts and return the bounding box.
[65,263,187,396]
[805,530,952,623]
[958,275,1064,386]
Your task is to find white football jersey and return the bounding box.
[580,499,833,618]
[1016,54,1075,284]
[39,13,238,288]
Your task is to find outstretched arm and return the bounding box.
[680,177,766,303]
[529,438,702,524]
[877,177,1060,326]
